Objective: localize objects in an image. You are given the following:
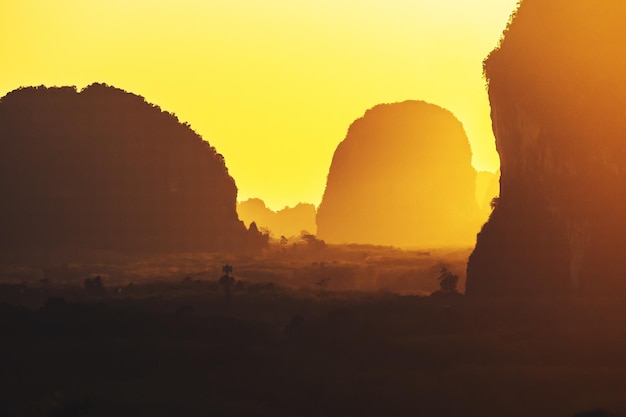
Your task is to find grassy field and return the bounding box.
[1,245,625,417]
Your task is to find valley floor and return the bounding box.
[1,247,625,417]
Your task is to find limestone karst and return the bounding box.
[317,100,482,248]
[237,198,317,238]
[467,1,626,295]
[0,84,259,256]
[475,170,500,220]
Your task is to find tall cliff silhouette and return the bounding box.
[0,84,258,255]
[467,1,626,295]
[317,101,482,247]
[237,198,317,238]
[475,171,499,214]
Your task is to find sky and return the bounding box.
[1,0,519,210]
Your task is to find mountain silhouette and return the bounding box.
[316,101,482,247]
[0,84,260,256]
[237,198,317,238]
[467,1,626,295]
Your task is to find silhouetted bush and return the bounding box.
[438,267,459,293]
[301,232,326,250]
[247,221,270,250]
[84,276,105,296]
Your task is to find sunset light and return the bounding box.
[0,0,518,209]
[5,1,626,416]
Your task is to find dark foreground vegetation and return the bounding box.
[1,250,626,417]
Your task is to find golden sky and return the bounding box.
[1,0,518,210]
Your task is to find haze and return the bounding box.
[1,0,517,210]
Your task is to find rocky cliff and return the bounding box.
[475,171,499,214]
[317,101,481,247]
[237,198,317,238]
[467,1,626,295]
[0,84,255,255]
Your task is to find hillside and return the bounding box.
[317,101,482,247]
[0,84,260,257]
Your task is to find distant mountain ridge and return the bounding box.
[0,83,261,256]
[317,100,483,247]
[237,198,317,238]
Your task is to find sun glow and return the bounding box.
[0,0,518,210]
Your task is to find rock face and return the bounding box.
[467,1,626,295]
[0,84,254,254]
[475,171,499,213]
[237,198,317,238]
[317,101,481,247]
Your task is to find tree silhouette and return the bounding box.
[438,267,459,293]
[301,232,326,250]
[219,265,235,293]
[489,196,500,210]
[219,264,235,314]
